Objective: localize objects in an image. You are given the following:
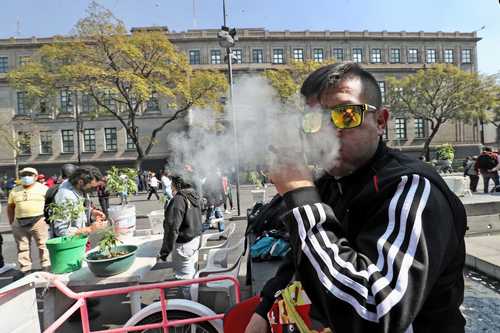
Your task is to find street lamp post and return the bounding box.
[218,0,241,216]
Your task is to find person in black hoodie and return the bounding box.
[245,63,467,333]
[159,173,203,279]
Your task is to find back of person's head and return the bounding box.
[69,165,103,186]
[483,146,493,152]
[61,163,78,179]
[170,174,193,191]
[300,62,382,109]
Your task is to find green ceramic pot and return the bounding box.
[85,245,138,277]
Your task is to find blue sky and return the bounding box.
[0,0,498,74]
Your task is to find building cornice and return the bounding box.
[0,29,481,48]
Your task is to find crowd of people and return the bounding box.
[463,146,500,193]
[0,163,236,281]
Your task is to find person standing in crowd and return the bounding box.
[245,63,467,333]
[7,167,50,273]
[118,172,129,205]
[51,165,106,238]
[464,156,479,193]
[147,172,160,200]
[203,169,226,232]
[475,146,500,193]
[158,174,203,281]
[161,171,173,202]
[222,172,233,213]
[96,177,110,217]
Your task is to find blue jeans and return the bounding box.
[205,206,225,232]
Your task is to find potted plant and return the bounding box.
[85,227,138,277]
[45,199,89,274]
[248,171,266,203]
[105,167,139,237]
[436,143,455,173]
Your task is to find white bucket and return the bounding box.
[108,205,136,237]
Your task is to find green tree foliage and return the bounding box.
[8,2,227,169]
[386,64,498,159]
[264,60,335,106]
[106,167,138,195]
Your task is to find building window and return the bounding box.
[83,129,96,152]
[39,131,52,154]
[60,89,73,113]
[272,49,284,64]
[394,118,407,140]
[146,91,160,111]
[461,49,472,64]
[0,56,8,73]
[332,48,344,61]
[81,93,96,113]
[233,49,243,64]
[352,48,363,63]
[61,129,74,153]
[426,49,436,64]
[293,48,304,62]
[390,48,401,63]
[252,49,263,63]
[313,48,324,62]
[414,118,426,138]
[444,49,454,64]
[18,56,31,66]
[408,48,418,63]
[38,99,48,114]
[16,91,29,115]
[103,91,116,111]
[210,49,222,64]
[104,128,117,151]
[189,50,200,65]
[371,49,382,63]
[126,134,136,151]
[18,131,31,155]
[378,81,386,104]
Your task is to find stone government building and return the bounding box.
[0,27,489,174]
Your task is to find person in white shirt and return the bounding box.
[160,171,173,202]
[147,172,160,200]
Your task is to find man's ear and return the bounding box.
[376,108,390,136]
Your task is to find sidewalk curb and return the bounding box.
[465,253,500,281]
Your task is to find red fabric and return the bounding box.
[44,178,55,188]
[224,295,261,333]
[222,176,229,193]
[269,302,312,333]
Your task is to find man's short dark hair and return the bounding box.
[170,174,193,191]
[300,62,383,109]
[69,165,103,186]
[61,163,77,179]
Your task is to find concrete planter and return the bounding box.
[251,189,266,203]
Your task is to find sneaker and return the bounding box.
[225,210,231,214]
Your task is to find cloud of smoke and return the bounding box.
[166,75,340,180]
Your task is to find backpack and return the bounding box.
[476,153,498,170]
[246,194,288,237]
[43,184,60,224]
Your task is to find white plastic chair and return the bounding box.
[199,223,236,251]
[147,210,164,234]
[190,237,246,309]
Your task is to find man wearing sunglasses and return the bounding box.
[245,63,466,333]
